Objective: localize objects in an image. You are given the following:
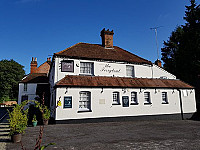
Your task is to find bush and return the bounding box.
[8,104,28,135]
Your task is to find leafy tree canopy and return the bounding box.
[0,59,25,102]
[161,0,200,87]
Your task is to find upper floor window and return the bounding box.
[61,60,74,72]
[131,92,138,104]
[126,65,134,77]
[144,92,151,104]
[79,91,91,111]
[24,83,27,91]
[80,62,94,75]
[162,92,168,104]
[113,92,120,105]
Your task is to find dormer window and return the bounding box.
[80,62,94,75]
[126,65,134,77]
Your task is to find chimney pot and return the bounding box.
[155,59,162,67]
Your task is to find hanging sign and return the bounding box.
[122,96,129,107]
[64,96,72,108]
[57,100,61,107]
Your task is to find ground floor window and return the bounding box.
[79,91,91,111]
[162,92,168,104]
[131,92,138,104]
[113,92,120,105]
[144,92,151,104]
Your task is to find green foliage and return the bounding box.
[40,143,56,150]
[8,104,28,135]
[161,0,200,87]
[32,114,37,122]
[42,106,50,120]
[0,59,25,102]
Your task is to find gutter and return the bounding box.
[178,89,184,120]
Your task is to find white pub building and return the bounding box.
[47,29,196,123]
[19,29,196,123]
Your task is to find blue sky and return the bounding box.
[0,0,193,74]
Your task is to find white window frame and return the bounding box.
[80,62,94,75]
[144,92,151,104]
[162,92,168,104]
[79,91,91,111]
[126,65,134,77]
[113,92,120,105]
[24,83,27,92]
[131,92,138,104]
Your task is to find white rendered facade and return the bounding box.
[49,56,196,121]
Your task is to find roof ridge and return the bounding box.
[55,42,83,55]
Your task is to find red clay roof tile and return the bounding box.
[54,43,152,65]
[56,75,193,89]
[20,73,49,83]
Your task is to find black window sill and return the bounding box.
[144,103,152,105]
[112,103,121,105]
[77,110,92,113]
[162,102,169,104]
[130,103,139,105]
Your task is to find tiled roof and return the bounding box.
[55,43,152,65]
[20,73,49,83]
[37,61,51,73]
[56,75,193,89]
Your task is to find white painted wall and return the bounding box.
[54,87,196,121]
[50,57,176,85]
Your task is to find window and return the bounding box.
[21,95,28,102]
[126,65,134,77]
[24,83,27,91]
[61,60,74,72]
[131,92,138,104]
[162,92,168,104]
[144,92,151,104]
[113,92,120,105]
[80,62,94,75]
[79,91,91,111]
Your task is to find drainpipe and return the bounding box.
[178,89,184,120]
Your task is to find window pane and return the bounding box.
[131,92,138,103]
[144,92,150,103]
[113,92,119,104]
[126,66,134,77]
[80,62,93,75]
[79,91,91,110]
[162,92,168,103]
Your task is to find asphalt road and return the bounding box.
[5,120,200,150]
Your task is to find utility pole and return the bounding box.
[150,26,163,60]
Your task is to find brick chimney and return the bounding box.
[30,57,37,73]
[47,57,51,62]
[155,59,162,67]
[100,28,114,48]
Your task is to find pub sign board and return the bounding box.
[122,96,129,107]
[64,96,72,108]
[61,60,74,72]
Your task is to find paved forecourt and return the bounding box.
[6,120,200,150]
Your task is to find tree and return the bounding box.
[161,0,200,87]
[0,59,25,102]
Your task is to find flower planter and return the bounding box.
[43,119,49,125]
[11,133,22,143]
[32,121,37,127]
